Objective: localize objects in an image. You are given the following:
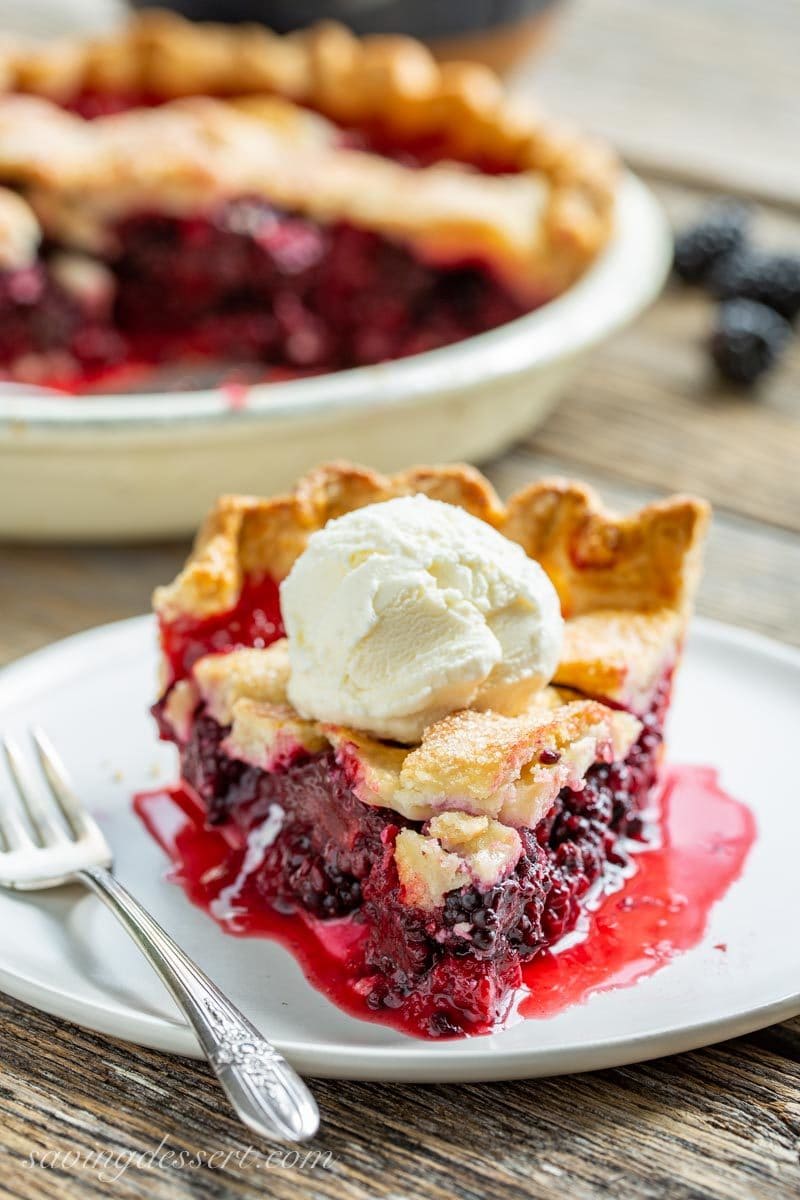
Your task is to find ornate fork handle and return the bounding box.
[78,864,319,1142]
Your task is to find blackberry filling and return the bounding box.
[0,263,119,376]
[0,199,536,386]
[111,203,531,371]
[154,684,664,1037]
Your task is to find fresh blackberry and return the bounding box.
[710,250,800,322]
[710,300,791,385]
[673,201,750,284]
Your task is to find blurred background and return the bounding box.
[6,0,799,207]
[1,0,798,652]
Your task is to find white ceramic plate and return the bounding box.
[0,615,797,1081]
[0,173,671,540]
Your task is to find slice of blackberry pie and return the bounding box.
[146,462,710,1039]
[0,10,616,389]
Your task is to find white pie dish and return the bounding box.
[0,171,670,541]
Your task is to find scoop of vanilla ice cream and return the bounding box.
[280,495,563,743]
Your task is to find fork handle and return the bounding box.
[77,864,319,1143]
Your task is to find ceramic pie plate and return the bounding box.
[0,614,797,1082]
[0,172,670,542]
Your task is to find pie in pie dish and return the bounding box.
[150,460,710,1037]
[0,10,616,389]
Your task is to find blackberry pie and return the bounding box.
[0,10,616,389]
[148,461,710,1037]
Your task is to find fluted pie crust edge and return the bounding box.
[0,9,617,292]
[153,460,710,711]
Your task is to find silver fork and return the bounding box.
[0,728,319,1144]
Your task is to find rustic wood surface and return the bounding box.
[1,2,800,1198]
[527,0,800,208]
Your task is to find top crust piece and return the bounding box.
[0,95,563,297]
[0,10,617,289]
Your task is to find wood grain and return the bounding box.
[524,181,800,535]
[523,0,800,208]
[0,992,798,1200]
[489,450,800,648]
[0,541,184,665]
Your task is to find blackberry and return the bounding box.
[673,201,750,284]
[710,250,800,322]
[471,928,496,951]
[710,300,791,385]
[289,855,362,917]
[430,1011,464,1038]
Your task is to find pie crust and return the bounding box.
[0,183,39,269]
[185,635,641,825]
[171,626,642,909]
[154,460,710,710]
[0,94,557,299]
[0,11,618,299]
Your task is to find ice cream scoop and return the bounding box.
[281,494,563,743]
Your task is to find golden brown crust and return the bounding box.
[153,461,709,711]
[503,477,710,618]
[153,462,505,620]
[0,12,616,292]
[223,700,328,773]
[193,643,290,725]
[0,93,580,297]
[0,184,39,270]
[556,608,683,709]
[188,638,642,829]
[0,93,565,296]
[395,814,523,911]
[335,701,640,828]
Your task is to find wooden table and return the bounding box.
[1,3,799,1198]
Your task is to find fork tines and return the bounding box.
[0,729,111,888]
